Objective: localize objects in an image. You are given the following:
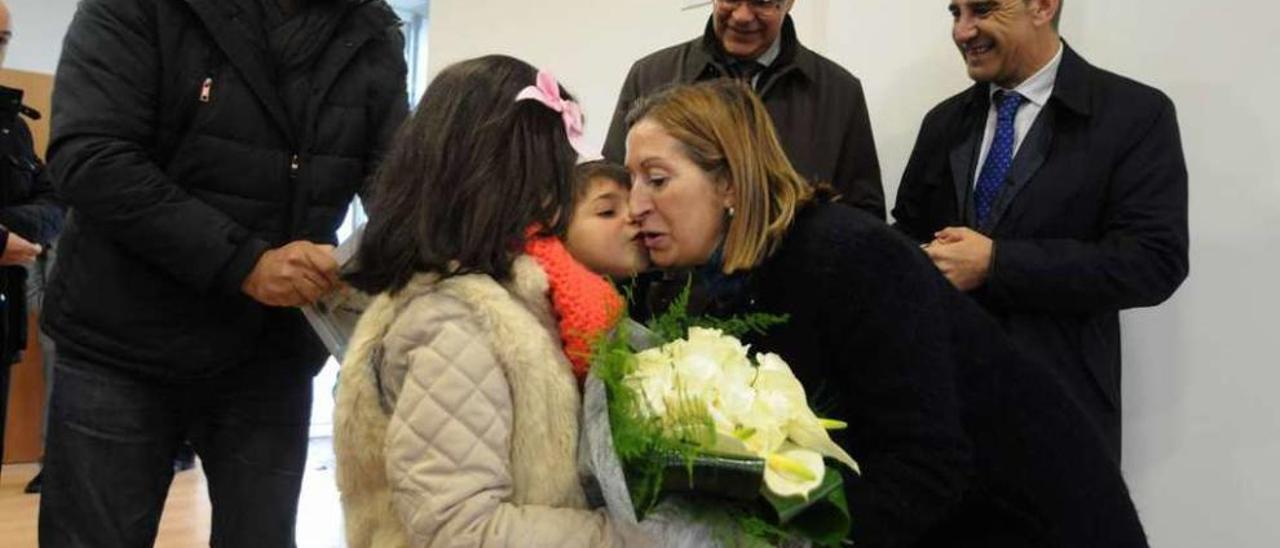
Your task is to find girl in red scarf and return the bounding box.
[528,160,648,379]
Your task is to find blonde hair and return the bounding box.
[626,79,813,274]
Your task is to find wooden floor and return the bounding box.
[0,439,346,547]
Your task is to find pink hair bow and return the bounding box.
[516,70,590,158]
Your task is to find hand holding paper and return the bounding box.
[242,241,340,307]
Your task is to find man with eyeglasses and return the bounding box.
[604,0,884,220]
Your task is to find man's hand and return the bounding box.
[0,232,43,266]
[241,241,340,307]
[923,227,994,292]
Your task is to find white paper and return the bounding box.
[301,224,371,361]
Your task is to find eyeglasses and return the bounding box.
[715,0,787,14]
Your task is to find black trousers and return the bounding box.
[38,350,317,547]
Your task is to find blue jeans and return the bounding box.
[38,351,315,547]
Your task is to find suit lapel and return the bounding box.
[982,44,1095,233]
[982,106,1055,233]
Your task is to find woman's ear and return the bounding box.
[718,177,737,211]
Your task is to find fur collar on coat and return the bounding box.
[333,256,588,547]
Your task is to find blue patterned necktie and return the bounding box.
[974,90,1027,227]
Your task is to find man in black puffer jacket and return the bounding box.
[39,0,407,545]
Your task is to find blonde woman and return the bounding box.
[622,79,1147,548]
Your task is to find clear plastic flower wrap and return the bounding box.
[581,286,858,547]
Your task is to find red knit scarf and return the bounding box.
[523,235,624,381]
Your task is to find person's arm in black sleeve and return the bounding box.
[984,96,1189,314]
[891,110,944,244]
[48,0,270,295]
[832,78,886,220]
[0,121,65,246]
[602,62,643,163]
[819,223,973,546]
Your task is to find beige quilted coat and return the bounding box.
[333,256,648,547]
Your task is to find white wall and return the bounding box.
[426,0,829,154]
[3,0,77,74]
[427,2,1280,546]
[1060,5,1280,547]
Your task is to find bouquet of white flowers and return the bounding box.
[583,288,858,546]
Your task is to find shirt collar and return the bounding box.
[692,16,814,82]
[754,36,783,68]
[989,41,1064,108]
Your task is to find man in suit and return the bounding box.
[604,0,884,219]
[893,0,1188,459]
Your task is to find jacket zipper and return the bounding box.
[199,77,213,103]
[286,152,301,237]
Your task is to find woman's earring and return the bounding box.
[726,206,736,219]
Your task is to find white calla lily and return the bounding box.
[755,351,787,372]
[624,329,860,500]
[742,422,787,457]
[788,411,860,474]
[763,445,826,499]
[819,418,848,430]
[752,354,807,408]
[709,427,756,458]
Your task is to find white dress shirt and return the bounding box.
[973,42,1064,186]
[748,37,782,88]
